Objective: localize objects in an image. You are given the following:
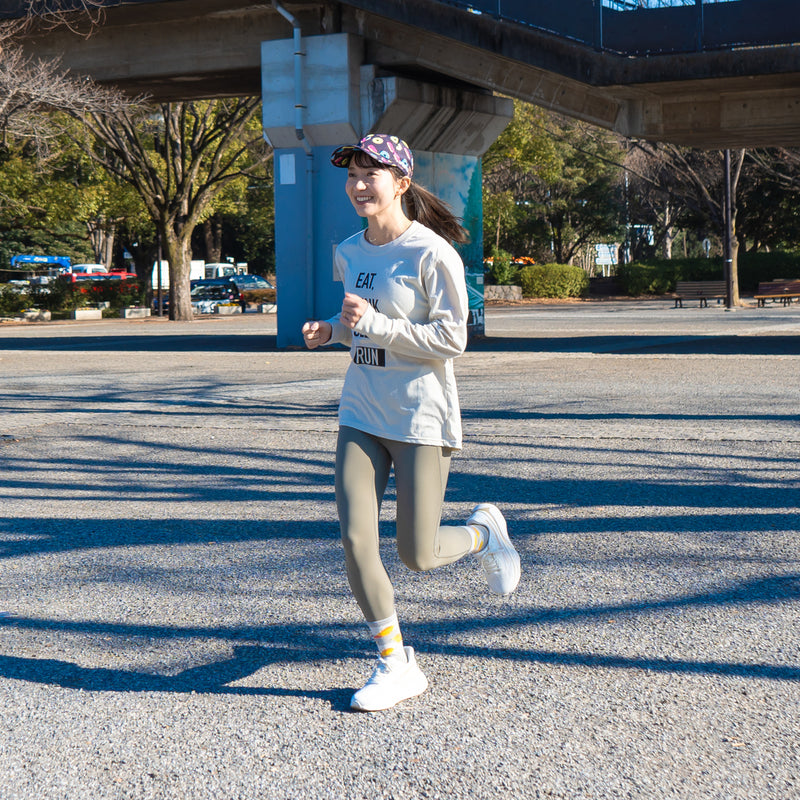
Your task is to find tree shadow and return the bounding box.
[3,331,798,357]
[0,333,280,354]
[0,645,350,710]
[469,334,800,356]
[461,407,800,424]
[1,422,798,558]
[0,572,797,700]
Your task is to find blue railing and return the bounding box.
[441,0,800,55]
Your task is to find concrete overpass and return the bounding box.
[9,0,800,343]
[15,0,800,148]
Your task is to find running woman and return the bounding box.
[302,134,521,712]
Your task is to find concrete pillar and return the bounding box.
[263,34,512,347]
[272,144,365,346]
[413,151,486,336]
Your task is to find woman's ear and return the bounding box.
[396,175,411,197]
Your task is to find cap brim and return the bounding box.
[330,144,359,168]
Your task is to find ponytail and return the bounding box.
[404,182,469,245]
[350,149,469,244]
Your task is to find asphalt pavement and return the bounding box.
[0,300,798,799]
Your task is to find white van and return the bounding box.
[152,260,206,290]
[204,262,247,278]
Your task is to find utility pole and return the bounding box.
[723,149,734,309]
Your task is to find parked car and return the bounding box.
[190,281,240,314]
[151,275,274,314]
[190,275,274,293]
[190,277,239,291]
[151,293,170,314]
[192,275,275,308]
[7,279,31,293]
[203,262,248,279]
[229,274,274,292]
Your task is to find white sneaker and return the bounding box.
[350,646,428,712]
[468,503,521,596]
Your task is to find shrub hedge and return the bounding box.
[241,287,277,305]
[486,247,518,286]
[0,277,144,317]
[517,263,590,299]
[0,285,30,316]
[616,251,800,295]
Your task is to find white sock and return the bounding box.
[468,524,488,553]
[366,613,406,662]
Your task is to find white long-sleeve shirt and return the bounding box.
[326,220,468,448]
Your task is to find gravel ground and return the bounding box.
[0,303,798,799]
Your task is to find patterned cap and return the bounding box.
[330,134,414,178]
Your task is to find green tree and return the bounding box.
[541,117,625,266]
[192,158,276,273]
[482,101,560,257]
[743,148,800,252]
[483,102,624,265]
[0,123,132,267]
[217,167,276,275]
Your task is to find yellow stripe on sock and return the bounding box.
[373,625,394,640]
[470,524,487,553]
[379,634,403,657]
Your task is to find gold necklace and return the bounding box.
[365,230,387,246]
[366,224,409,246]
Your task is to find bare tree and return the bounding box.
[2,3,271,318]
[748,148,800,190]
[71,98,271,320]
[625,143,746,304]
[0,1,126,162]
[0,1,137,271]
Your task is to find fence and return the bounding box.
[440,0,800,55]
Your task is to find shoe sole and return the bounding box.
[350,675,428,712]
[350,647,429,712]
[472,503,521,595]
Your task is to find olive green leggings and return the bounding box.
[335,425,474,622]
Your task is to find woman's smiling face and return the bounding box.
[345,161,406,219]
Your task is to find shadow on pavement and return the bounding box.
[469,334,800,356]
[0,333,279,353]
[1,332,798,356]
[0,571,798,703]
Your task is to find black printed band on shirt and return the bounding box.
[353,346,386,367]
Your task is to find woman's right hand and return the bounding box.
[301,320,332,349]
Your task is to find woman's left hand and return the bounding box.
[341,292,369,329]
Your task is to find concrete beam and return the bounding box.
[614,74,800,148]
[345,7,800,148]
[362,75,513,156]
[19,2,317,100]
[340,0,800,147]
[349,12,625,133]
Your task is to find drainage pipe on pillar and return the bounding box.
[272,1,315,323]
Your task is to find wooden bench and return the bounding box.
[753,280,800,307]
[673,280,727,308]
